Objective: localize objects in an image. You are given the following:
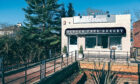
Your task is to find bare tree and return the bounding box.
[0,23,11,29]
[122,10,130,14]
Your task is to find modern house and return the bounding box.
[61,14,131,57]
[0,29,13,36]
[0,23,21,36]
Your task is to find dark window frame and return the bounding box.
[69,35,77,45]
[85,36,97,48]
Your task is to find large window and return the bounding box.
[70,36,77,45]
[97,36,108,48]
[110,37,122,50]
[86,37,96,48]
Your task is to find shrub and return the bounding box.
[63,46,67,54]
[90,62,119,84]
[79,46,83,54]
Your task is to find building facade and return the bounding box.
[133,20,140,48]
[61,14,131,56]
[133,20,140,56]
[0,23,21,36]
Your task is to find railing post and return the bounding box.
[138,64,140,84]
[99,51,100,61]
[40,60,46,80]
[108,62,111,72]
[67,53,68,65]
[1,56,5,84]
[45,60,46,77]
[134,50,137,60]
[71,52,73,63]
[127,51,128,62]
[88,50,89,62]
[114,50,115,60]
[136,48,138,60]
[25,63,27,84]
[110,49,113,61]
[61,55,63,69]
[99,51,100,59]
[54,56,56,72]
[75,50,77,61]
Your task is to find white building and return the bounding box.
[61,14,131,57]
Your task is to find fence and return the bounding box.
[0,50,132,84]
[83,50,130,62]
[0,51,78,84]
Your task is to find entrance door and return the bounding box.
[101,36,108,48]
[69,36,78,52]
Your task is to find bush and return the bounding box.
[91,62,119,84]
[63,46,67,54]
[79,46,83,54]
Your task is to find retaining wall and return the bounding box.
[38,62,79,84]
[80,61,138,73]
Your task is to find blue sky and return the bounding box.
[0,0,140,25]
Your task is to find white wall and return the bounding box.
[61,14,131,52]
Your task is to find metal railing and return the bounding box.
[0,50,132,84]
[83,50,130,62]
[0,51,78,84]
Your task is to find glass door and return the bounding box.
[97,35,108,48]
[69,35,78,52]
[101,36,108,48]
